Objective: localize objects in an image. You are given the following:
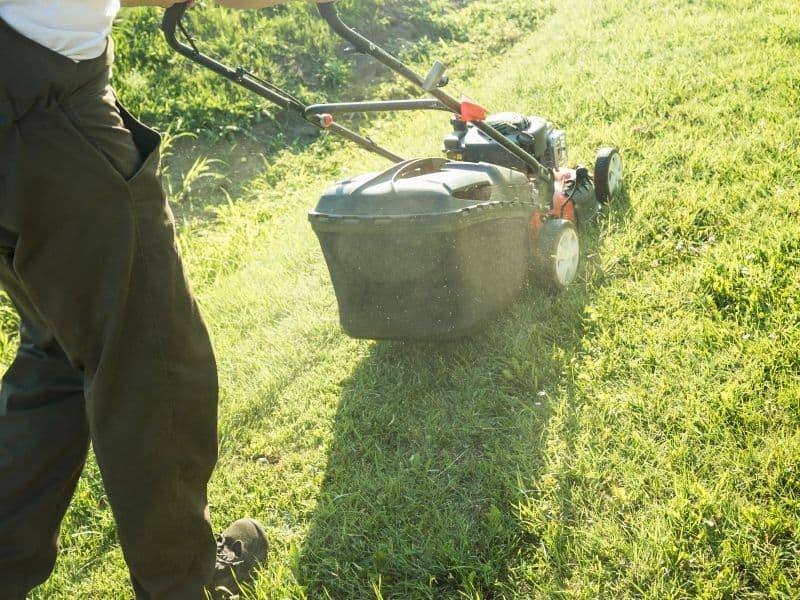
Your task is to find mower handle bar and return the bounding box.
[314,3,552,180]
[304,99,452,116]
[162,1,190,40]
[315,3,462,115]
[161,1,403,162]
[161,1,304,115]
[161,2,551,179]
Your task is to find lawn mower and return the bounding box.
[162,1,623,341]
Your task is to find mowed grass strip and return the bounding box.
[33,0,800,598]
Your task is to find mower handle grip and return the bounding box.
[161,2,190,51]
[163,2,337,49]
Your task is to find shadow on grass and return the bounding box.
[293,195,628,598]
[163,112,333,222]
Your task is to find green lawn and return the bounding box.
[25,0,800,597]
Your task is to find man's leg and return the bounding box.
[0,263,89,599]
[0,34,218,597]
[60,95,219,598]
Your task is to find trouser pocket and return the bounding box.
[61,78,156,182]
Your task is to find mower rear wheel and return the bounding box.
[535,219,580,290]
[594,147,623,203]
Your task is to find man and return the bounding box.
[0,0,331,598]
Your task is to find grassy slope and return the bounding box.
[31,0,800,598]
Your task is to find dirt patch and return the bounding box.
[163,114,320,222]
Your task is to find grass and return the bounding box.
[17,0,800,597]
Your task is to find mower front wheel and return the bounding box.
[594,147,623,203]
[534,219,580,291]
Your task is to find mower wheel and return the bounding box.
[594,147,623,203]
[534,219,580,291]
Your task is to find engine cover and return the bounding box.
[443,112,555,172]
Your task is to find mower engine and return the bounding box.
[443,111,607,226]
[444,112,568,172]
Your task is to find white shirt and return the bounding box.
[0,0,121,61]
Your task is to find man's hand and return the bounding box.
[120,0,195,7]
[121,0,333,8]
[217,0,334,7]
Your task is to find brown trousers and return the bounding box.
[0,19,218,599]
